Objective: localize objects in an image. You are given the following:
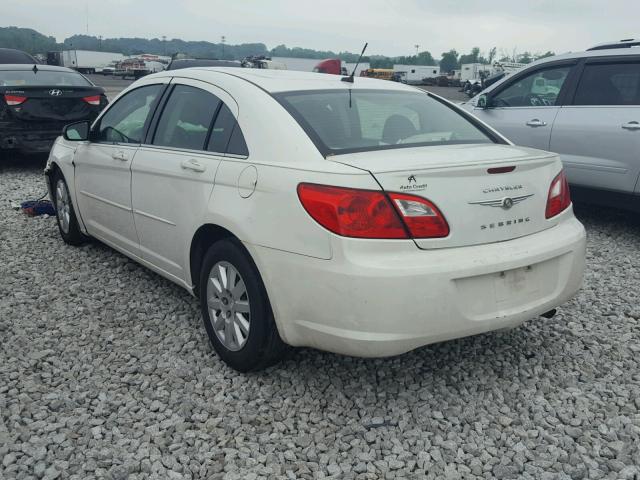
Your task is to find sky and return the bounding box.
[5,0,639,58]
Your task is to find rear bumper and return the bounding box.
[247,214,586,357]
[0,124,63,153]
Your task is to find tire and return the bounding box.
[199,239,287,372]
[52,171,87,246]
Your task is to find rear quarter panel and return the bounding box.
[193,73,382,261]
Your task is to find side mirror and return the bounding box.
[476,93,491,109]
[63,121,90,141]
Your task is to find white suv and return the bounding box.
[464,39,640,212]
[45,68,586,372]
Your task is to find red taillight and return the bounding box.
[297,183,449,239]
[297,184,407,238]
[545,170,571,219]
[4,94,27,106]
[82,95,101,106]
[388,192,450,238]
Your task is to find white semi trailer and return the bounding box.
[393,65,440,85]
[58,50,125,74]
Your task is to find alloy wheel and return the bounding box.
[206,261,251,351]
[55,179,71,234]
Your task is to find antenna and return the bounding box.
[341,42,368,83]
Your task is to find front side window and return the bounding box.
[276,89,495,156]
[96,85,162,144]
[574,62,640,106]
[492,66,571,107]
[153,85,221,150]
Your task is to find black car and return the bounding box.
[0,64,107,155]
[166,58,242,71]
[0,48,38,64]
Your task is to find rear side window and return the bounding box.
[227,124,249,156]
[0,69,92,87]
[97,84,162,144]
[153,85,221,150]
[207,104,249,156]
[574,62,640,105]
[276,89,495,156]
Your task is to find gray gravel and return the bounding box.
[1,157,640,480]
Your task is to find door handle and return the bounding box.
[180,158,206,172]
[111,150,128,161]
[622,121,640,130]
[526,119,547,127]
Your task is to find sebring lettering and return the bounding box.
[481,217,530,230]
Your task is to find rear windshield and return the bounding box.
[0,70,92,87]
[275,89,497,156]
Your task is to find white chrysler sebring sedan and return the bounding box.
[45,68,586,371]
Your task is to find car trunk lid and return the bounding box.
[330,143,563,249]
[1,86,103,122]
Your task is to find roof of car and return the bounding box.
[0,48,38,64]
[177,67,417,93]
[0,64,79,72]
[167,59,242,70]
[528,45,640,68]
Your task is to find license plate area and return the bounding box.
[453,255,564,321]
[494,265,539,303]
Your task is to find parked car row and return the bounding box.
[1,41,637,373]
[465,39,640,211]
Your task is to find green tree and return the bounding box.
[459,47,481,65]
[439,49,458,73]
[487,47,497,64]
[518,51,533,64]
[0,26,58,54]
[535,51,555,60]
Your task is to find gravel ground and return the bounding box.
[1,158,640,480]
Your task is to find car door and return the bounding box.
[550,57,640,193]
[74,82,166,257]
[471,62,576,150]
[131,78,244,283]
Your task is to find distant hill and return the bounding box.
[0,26,58,54]
[0,26,440,68]
[63,34,268,60]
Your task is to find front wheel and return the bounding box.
[199,239,287,372]
[53,172,87,246]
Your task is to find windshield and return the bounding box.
[276,89,497,156]
[0,70,92,87]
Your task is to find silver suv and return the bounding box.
[464,39,640,212]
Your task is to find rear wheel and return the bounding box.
[53,172,86,246]
[199,239,287,372]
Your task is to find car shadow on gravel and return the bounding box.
[573,202,640,232]
[0,152,48,171]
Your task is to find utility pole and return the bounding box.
[415,44,419,56]
[162,35,167,56]
[98,35,102,51]
[221,36,226,59]
[31,33,35,54]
